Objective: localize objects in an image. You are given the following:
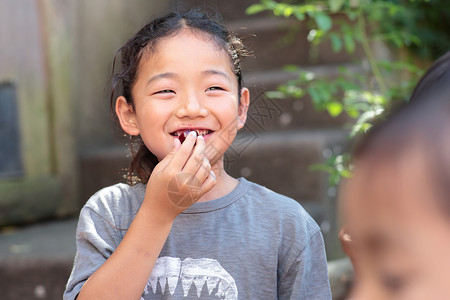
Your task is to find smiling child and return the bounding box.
[64,10,331,300]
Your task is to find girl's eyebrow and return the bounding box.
[146,70,231,87]
[202,69,231,82]
[146,72,177,86]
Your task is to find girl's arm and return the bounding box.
[76,132,215,300]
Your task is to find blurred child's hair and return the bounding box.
[410,51,450,103]
[110,9,250,185]
[352,50,450,213]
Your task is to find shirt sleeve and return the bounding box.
[278,230,332,300]
[63,206,121,300]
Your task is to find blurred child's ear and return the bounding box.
[237,88,250,130]
[115,96,140,136]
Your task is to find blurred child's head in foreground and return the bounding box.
[340,50,450,300]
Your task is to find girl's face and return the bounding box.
[116,29,249,164]
[340,147,450,300]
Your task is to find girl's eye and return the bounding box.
[153,89,175,95]
[206,86,225,91]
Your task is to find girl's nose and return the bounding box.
[175,93,208,119]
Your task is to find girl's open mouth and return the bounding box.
[170,129,213,143]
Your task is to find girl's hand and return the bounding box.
[142,131,216,221]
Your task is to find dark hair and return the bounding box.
[409,50,450,103]
[110,10,249,184]
[352,50,450,213]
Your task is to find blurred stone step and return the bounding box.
[79,146,129,207]
[230,16,364,73]
[243,64,361,132]
[225,129,348,206]
[328,257,354,300]
[0,219,77,300]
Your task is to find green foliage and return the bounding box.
[310,154,352,186]
[246,0,443,185]
[378,0,450,59]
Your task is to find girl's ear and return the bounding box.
[237,87,250,130]
[115,96,140,135]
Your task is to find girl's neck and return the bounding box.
[197,158,238,202]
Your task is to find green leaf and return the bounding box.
[346,107,360,118]
[261,0,276,7]
[314,13,332,32]
[343,33,356,53]
[283,65,300,72]
[340,169,353,178]
[283,6,294,17]
[246,4,267,15]
[329,33,342,52]
[308,87,321,106]
[309,163,333,173]
[265,91,286,99]
[293,7,306,21]
[286,85,305,98]
[329,0,345,12]
[326,101,343,117]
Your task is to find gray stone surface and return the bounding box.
[79,146,129,207]
[226,129,347,204]
[233,16,364,72]
[328,257,354,300]
[0,219,77,300]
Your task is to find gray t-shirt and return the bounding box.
[64,178,331,299]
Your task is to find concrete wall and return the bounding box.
[0,0,170,226]
[74,0,169,152]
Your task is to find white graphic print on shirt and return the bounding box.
[141,257,238,299]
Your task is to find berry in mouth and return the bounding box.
[174,129,212,144]
[178,130,192,144]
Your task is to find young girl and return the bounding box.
[64,10,331,300]
[339,51,450,299]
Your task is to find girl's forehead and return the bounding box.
[140,28,235,74]
[150,28,229,58]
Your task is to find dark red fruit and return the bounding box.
[178,130,196,144]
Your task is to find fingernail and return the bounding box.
[197,135,204,141]
[189,130,197,138]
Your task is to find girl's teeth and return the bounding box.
[176,129,211,144]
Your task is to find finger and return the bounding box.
[194,156,211,184]
[201,170,216,195]
[153,138,181,171]
[169,131,198,170]
[182,135,206,174]
[186,167,215,203]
